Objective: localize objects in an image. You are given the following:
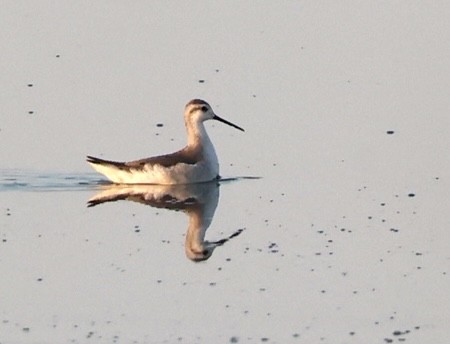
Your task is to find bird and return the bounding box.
[86,99,244,185]
[87,182,245,261]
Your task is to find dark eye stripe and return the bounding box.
[189,105,208,114]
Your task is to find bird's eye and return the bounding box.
[201,106,208,112]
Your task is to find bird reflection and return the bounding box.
[87,181,244,261]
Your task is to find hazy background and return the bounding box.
[1,1,449,343]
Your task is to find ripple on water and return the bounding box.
[0,170,102,192]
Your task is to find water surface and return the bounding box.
[1,1,450,343]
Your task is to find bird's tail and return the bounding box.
[86,155,121,166]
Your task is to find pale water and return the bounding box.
[1,2,450,343]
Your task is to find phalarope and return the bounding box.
[87,182,245,261]
[87,99,244,185]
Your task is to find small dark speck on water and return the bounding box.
[28,111,34,114]
[198,79,205,83]
[156,123,164,128]
[56,54,60,58]
[230,336,239,343]
[393,330,404,336]
[37,278,43,282]
[408,193,416,197]
[386,130,395,134]
[27,84,33,87]
[23,327,30,332]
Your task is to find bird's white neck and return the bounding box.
[185,118,207,145]
[185,118,219,175]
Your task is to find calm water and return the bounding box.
[1,166,448,343]
[2,2,450,343]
